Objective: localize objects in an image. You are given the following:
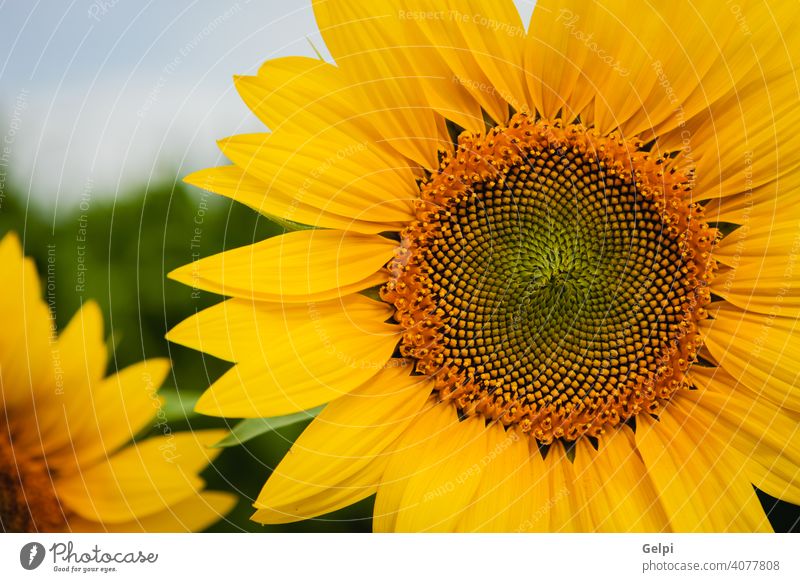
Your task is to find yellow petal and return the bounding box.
[402,1,511,124]
[312,0,446,168]
[252,362,432,524]
[19,301,107,456]
[701,302,800,412]
[56,431,225,524]
[440,0,529,116]
[184,166,402,234]
[454,424,533,532]
[359,2,486,132]
[712,260,800,317]
[703,165,800,226]
[527,1,729,136]
[524,0,595,120]
[539,442,588,532]
[635,394,771,532]
[374,403,489,532]
[713,217,800,267]
[69,491,236,532]
[316,0,491,132]
[218,131,417,224]
[190,296,400,418]
[168,293,394,363]
[0,232,55,415]
[48,359,170,473]
[658,68,800,200]
[238,57,370,138]
[168,230,396,302]
[573,429,670,532]
[688,368,800,506]
[238,60,426,172]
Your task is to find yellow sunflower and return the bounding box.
[0,233,235,532]
[169,1,800,531]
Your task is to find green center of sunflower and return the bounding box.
[0,429,66,532]
[382,114,717,444]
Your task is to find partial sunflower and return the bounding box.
[169,0,800,531]
[0,233,235,532]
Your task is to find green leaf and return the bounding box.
[160,389,202,422]
[359,286,383,302]
[212,405,325,448]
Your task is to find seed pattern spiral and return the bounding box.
[382,114,717,444]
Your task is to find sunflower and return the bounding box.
[0,233,235,532]
[169,1,800,531]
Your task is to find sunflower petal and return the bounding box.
[252,362,432,524]
[454,424,533,532]
[687,369,800,506]
[25,301,107,456]
[312,0,445,168]
[658,68,800,200]
[189,296,400,418]
[237,57,371,138]
[44,359,170,474]
[168,230,396,302]
[56,431,225,524]
[709,212,800,317]
[167,293,394,363]
[441,0,528,116]
[69,491,236,533]
[527,1,730,136]
[0,233,55,415]
[701,302,800,412]
[184,166,402,234]
[573,429,670,532]
[539,443,588,532]
[635,395,771,532]
[218,131,417,224]
[524,0,595,120]
[374,404,489,532]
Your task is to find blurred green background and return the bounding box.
[1,181,798,532]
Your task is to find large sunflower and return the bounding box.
[169,1,800,531]
[0,233,234,532]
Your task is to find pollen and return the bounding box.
[381,113,717,444]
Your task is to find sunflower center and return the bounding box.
[0,429,66,532]
[382,114,717,444]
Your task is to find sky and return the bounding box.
[0,0,534,211]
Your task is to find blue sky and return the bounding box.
[0,0,534,209]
